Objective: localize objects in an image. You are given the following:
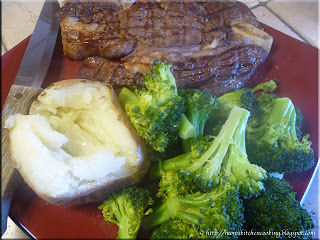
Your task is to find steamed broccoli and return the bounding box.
[178,89,218,152]
[150,107,267,197]
[246,97,314,173]
[254,92,303,140]
[203,79,314,174]
[206,88,255,136]
[216,88,255,116]
[119,60,185,152]
[243,176,314,239]
[178,114,196,140]
[254,92,278,114]
[98,187,154,239]
[151,219,199,239]
[295,106,303,140]
[205,80,276,136]
[143,180,244,239]
[190,135,213,158]
[252,79,277,93]
[156,169,194,199]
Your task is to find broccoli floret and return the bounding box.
[143,180,245,239]
[243,176,314,239]
[98,187,154,239]
[206,88,256,136]
[217,88,256,114]
[156,169,195,199]
[150,107,267,197]
[295,106,303,140]
[252,79,277,93]
[149,152,194,180]
[151,219,199,239]
[190,135,213,159]
[246,97,315,173]
[178,89,218,152]
[119,60,185,152]
[205,80,277,136]
[252,92,278,118]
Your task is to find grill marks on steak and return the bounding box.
[79,44,267,95]
[121,2,205,48]
[173,45,265,87]
[60,0,273,96]
[188,45,268,94]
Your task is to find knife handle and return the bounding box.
[1,85,42,236]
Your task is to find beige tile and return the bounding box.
[238,0,259,8]
[1,0,64,51]
[2,41,8,56]
[252,6,304,42]
[267,1,318,47]
[2,218,30,239]
[1,1,44,51]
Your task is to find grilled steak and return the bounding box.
[60,0,273,96]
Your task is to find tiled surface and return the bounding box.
[1,1,44,51]
[251,6,304,42]
[2,218,29,239]
[238,0,259,8]
[1,0,318,55]
[1,0,319,239]
[267,1,318,47]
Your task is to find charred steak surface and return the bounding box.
[60,0,273,96]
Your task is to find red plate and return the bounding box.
[1,24,318,239]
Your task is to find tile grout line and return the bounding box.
[251,1,313,46]
[265,5,313,45]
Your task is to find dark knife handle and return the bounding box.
[1,85,42,236]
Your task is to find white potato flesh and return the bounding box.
[5,114,127,197]
[5,80,144,199]
[30,81,139,165]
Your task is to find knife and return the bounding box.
[1,0,60,236]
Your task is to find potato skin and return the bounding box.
[13,79,150,205]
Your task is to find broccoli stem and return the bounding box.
[143,200,171,229]
[193,111,211,138]
[259,98,295,142]
[144,184,241,232]
[200,107,250,180]
[252,79,277,93]
[219,107,267,197]
[174,210,202,225]
[179,114,196,139]
[187,112,201,138]
[178,89,217,153]
[114,198,135,239]
[118,87,139,110]
[281,100,300,150]
[181,111,210,152]
[144,194,206,230]
[151,107,252,190]
[176,192,211,207]
[149,152,193,179]
[117,215,133,239]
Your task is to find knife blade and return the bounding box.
[1,0,60,236]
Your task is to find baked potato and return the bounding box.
[4,79,149,205]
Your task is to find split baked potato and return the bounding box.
[5,79,149,205]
